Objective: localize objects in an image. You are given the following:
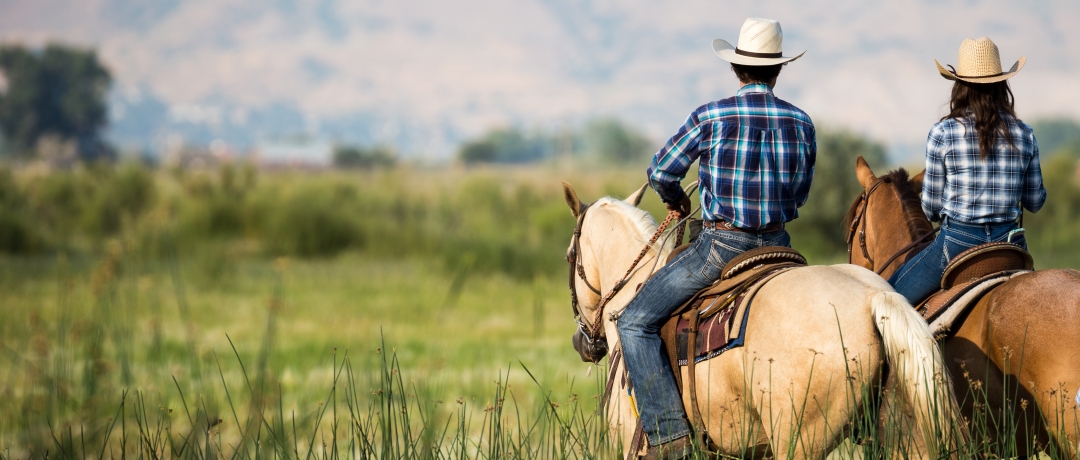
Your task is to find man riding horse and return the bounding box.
[618,17,816,459]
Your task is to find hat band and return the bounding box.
[735,48,783,58]
[947,64,1005,79]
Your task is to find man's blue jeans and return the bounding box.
[889,218,1025,304]
[617,226,790,445]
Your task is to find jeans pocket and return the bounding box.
[764,232,792,248]
[942,235,976,267]
[702,238,740,280]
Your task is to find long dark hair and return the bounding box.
[942,80,1017,159]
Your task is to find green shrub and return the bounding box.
[260,181,360,257]
[333,144,397,169]
[0,169,38,253]
[789,129,887,262]
[174,163,256,241]
[78,163,156,236]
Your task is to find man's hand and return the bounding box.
[666,193,692,216]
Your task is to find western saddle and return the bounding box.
[916,242,1033,331]
[657,244,805,450]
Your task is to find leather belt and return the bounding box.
[704,219,785,234]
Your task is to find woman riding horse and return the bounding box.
[887,37,1046,304]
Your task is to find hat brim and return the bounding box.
[712,39,804,65]
[935,56,1025,84]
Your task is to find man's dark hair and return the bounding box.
[730,63,783,85]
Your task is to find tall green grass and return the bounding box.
[3,260,1078,458]
[0,243,614,458]
[2,163,1079,457]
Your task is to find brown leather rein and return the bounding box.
[847,177,939,275]
[568,204,685,348]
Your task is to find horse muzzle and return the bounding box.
[572,329,608,363]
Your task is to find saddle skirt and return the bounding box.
[917,242,1034,337]
[658,246,805,376]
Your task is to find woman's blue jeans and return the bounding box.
[617,227,790,445]
[889,218,1025,304]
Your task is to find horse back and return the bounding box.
[949,269,1080,456]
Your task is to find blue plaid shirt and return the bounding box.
[647,83,816,229]
[922,114,1046,224]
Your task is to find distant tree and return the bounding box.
[457,127,552,165]
[458,138,497,164]
[1031,118,1080,158]
[582,118,654,164]
[456,120,652,165]
[789,129,887,257]
[0,44,112,159]
[332,144,397,169]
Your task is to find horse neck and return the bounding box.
[869,185,928,279]
[585,204,673,274]
[581,205,674,347]
[582,205,675,449]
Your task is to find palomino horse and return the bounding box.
[847,157,1080,457]
[563,181,961,459]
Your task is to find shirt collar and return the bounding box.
[737,83,774,96]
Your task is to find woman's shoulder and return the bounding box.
[928,117,964,137]
[1008,116,1035,137]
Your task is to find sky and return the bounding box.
[1,0,1078,161]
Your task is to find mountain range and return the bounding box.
[2,0,1078,161]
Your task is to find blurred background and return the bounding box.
[2,0,1080,456]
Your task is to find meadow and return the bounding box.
[2,151,1080,458]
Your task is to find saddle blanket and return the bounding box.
[924,271,1028,337]
[675,290,753,366]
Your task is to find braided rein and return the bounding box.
[569,208,686,343]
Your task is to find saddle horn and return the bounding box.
[684,180,699,197]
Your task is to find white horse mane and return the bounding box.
[593,197,659,242]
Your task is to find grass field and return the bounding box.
[2,163,1080,458]
[0,249,613,457]
[0,165,641,458]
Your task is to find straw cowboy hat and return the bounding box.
[712,18,805,66]
[935,37,1025,84]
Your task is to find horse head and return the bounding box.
[846,156,929,278]
[561,181,661,363]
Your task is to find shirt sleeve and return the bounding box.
[921,122,948,222]
[792,124,816,208]
[647,110,704,204]
[1021,133,1047,213]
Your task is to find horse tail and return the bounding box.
[869,290,966,456]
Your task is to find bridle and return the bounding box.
[567,203,684,350]
[847,177,939,275]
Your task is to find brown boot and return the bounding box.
[641,435,692,460]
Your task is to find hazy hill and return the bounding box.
[2,0,1079,160]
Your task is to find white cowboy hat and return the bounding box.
[712,18,805,66]
[935,37,1025,84]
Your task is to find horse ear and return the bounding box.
[624,183,648,207]
[910,170,925,194]
[856,156,877,189]
[563,181,583,218]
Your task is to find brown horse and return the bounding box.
[847,156,1080,457]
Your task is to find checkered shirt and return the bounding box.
[921,115,1046,224]
[647,83,816,229]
